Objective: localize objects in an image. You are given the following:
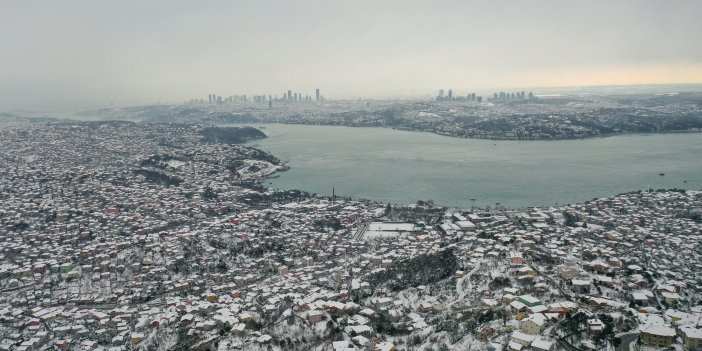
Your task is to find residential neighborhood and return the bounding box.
[0,121,700,350]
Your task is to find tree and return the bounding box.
[563,211,581,227]
[612,336,622,347]
[203,186,218,200]
[562,312,588,335]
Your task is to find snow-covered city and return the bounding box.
[2,1,702,350]
[1,122,700,351]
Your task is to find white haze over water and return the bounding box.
[1,0,702,111]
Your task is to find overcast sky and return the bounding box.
[1,0,701,111]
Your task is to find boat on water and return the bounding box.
[659,173,665,176]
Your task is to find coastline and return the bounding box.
[230,119,702,142]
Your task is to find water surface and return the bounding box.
[244,124,702,208]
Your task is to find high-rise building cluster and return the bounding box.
[207,94,248,104]
[436,89,482,102]
[200,89,324,107]
[491,91,535,101]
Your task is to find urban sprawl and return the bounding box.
[0,120,701,351]
[62,90,702,141]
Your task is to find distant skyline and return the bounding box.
[2,0,702,111]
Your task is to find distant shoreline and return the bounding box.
[236,120,702,142]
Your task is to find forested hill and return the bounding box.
[201,126,266,144]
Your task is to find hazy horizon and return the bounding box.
[2,0,702,111]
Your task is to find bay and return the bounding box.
[243,124,702,208]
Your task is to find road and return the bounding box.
[452,259,482,305]
[616,333,640,351]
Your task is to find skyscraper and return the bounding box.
[448,89,453,102]
[316,88,320,102]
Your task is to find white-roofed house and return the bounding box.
[512,330,536,346]
[508,341,523,351]
[640,324,676,348]
[571,279,591,294]
[374,341,396,351]
[531,338,555,351]
[510,300,527,313]
[679,327,702,350]
[520,313,547,335]
[332,340,357,351]
[631,292,650,306]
